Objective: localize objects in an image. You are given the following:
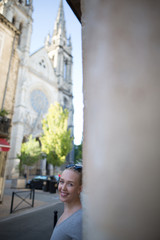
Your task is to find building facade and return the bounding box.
[0,0,74,179]
[0,12,20,201]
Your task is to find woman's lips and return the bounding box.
[60,192,68,197]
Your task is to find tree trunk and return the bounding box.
[26,166,29,183]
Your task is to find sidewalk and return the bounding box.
[0,180,61,221]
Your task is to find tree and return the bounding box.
[17,135,41,181]
[40,102,73,170]
[74,142,82,164]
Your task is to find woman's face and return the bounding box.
[58,169,82,203]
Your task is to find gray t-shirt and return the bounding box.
[50,209,82,240]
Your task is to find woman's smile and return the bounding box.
[60,191,68,197]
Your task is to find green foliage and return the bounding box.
[40,102,73,167]
[18,159,25,176]
[74,142,82,163]
[17,135,41,167]
[0,109,9,117]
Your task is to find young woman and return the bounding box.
[50,164,82,240]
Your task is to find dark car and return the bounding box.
[26,175,58,190]
[50,175,60,182]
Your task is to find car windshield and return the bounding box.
[54,175,59,181]
[34,176,48,180]
[49,175,59,181]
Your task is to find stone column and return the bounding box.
[6,121,24,179]
[81,0,160,239]
[41,158,46,176]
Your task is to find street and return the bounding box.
[0,202,64,240]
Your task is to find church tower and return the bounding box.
[45,0,74,162]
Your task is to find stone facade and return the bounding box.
[0,0,74,179]
[0,12,19,202]
[0,13,19,116]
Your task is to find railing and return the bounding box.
[10,189,35,214]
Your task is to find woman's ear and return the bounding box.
[78,185,82,194]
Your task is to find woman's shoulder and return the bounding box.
[57,208,82,227]
[70,208,82,222]
[62,208,82,225]
[72,208,82,216]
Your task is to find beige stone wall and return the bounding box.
[0,14,19,115]
[0,151,7,201]
[0,14,19,202]
[81,0,160,239]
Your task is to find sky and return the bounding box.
[30,0,83,145]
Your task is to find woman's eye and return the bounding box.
[68,183,73,187]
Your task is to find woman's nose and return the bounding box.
[62,183,67,190]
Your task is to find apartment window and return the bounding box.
[64,59,68,81]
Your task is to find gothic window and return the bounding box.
[64,59,68,81]
[19,22,23,31]
[12,16,16,25]
[30,90,49,114]
[63,97,68,109]
[18,22,23,45]
[39,59,46,68]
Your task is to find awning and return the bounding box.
[0,138,11,152]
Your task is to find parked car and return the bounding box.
[26,175,58,190]
[50,175,60,183]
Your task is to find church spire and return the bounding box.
[53,0,66,38]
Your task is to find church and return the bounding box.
[0,0,74,178]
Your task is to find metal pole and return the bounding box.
[10,192,14,214]
[30,188,33,199]
[32,188,35,207]
[53,210,58,228]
